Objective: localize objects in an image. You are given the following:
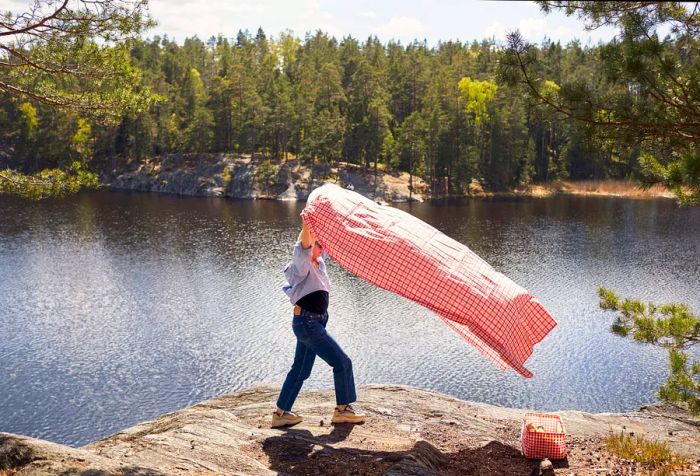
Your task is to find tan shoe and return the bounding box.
[271,410,303,428]
[331,404,366,424]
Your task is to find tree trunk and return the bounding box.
[409,141,414,201]
[541,122,547,182]
[374,153,378,196]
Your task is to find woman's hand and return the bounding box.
[298,216,315,248]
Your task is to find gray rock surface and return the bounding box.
[1,385,698,475]
[107,155,427,203]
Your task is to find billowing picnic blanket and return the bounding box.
[300,183,556,378]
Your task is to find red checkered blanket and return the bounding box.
[301,183,556,378]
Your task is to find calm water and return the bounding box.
[1,191,698,447]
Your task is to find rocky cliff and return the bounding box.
[105,154,427,203]
[102,154,677,204]
[1,385,698,476]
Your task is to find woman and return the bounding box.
[272,216,365,428]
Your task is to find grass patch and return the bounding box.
[605,431,688,472]
[561,179,673,197]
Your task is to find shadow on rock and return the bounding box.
[263,428,562,476]
[0,435,34,471]
[55,469,168,476]
[445,441,569,476]
[263,424,447,475]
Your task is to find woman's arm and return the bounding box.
[289,218,315,273]
[298,217,315,248]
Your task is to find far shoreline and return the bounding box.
[99,153,679,204]
[103,179,677,203]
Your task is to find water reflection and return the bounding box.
[0,192,698,447]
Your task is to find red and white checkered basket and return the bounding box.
[521,412,567,459]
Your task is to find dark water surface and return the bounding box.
[1,191,698,446]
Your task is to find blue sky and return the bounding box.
[0,0,619,46]
[145,0,619,46]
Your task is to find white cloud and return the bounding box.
[483,18,578,44]
[518,18,547,38]
[551,26,575,40]
[99,0,617,46]
[286,1,342,38]
[483,22,506,41]
[150,0,264,13]
[148,0,273,39]
[373,16,425,40]
[299,0,320,19]
[222,3,266,14]
[0,1,30,10]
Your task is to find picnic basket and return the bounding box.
[521,412,567,459]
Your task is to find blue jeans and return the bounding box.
[276,312,357,411]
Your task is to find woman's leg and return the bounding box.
[301,320,357,406]
[276,338,317,411]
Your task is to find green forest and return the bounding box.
[0,1,698,202]
[0,29,667,194]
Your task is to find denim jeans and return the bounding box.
[276,312,357,411]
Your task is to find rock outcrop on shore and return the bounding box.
[1,385,698,475]
[102,153,677,204]
[105,154,427,203]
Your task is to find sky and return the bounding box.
[145,0,619,45]
[0,0,620,46]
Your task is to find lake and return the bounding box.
[1,191,698,447]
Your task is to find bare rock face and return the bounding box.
[108,155,427,203]
[226,162,255,199]
[1,385,699,475]
[0,433,162,475]
[337,167,426,203]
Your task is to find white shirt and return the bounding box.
[282,240,332,304]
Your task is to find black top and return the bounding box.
[296,290,329,314]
